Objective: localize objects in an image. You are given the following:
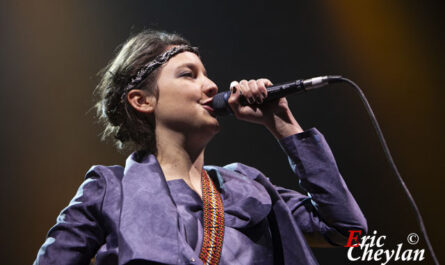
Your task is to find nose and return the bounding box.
[202,76,218,97]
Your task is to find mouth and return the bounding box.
[201,99,215,116]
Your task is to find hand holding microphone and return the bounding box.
[223,78,304,139]
[230,79,272,105]
[226,79,278,125]
[212,75,342,117]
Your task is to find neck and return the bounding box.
[155,126,209,186]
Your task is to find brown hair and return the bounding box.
[94,30,190,154]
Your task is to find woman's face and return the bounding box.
[154,51,220,137]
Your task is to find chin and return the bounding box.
[202,118,220,135]
[208,119,221,133]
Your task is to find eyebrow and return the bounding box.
[176,63,207,77]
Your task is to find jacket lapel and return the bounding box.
[220,163,319,265]
[118,153,181,265]
[254,173,319,265]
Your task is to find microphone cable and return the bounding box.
[326,76,439,265]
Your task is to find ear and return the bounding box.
[127,89,156,114]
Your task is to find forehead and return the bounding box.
[163,51,205,71]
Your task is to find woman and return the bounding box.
[34,30,367,265]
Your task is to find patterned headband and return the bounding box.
[121,45,199,100]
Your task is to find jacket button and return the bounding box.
[189,257,196,263]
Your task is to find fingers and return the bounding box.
[231,78,272,105]
[257,78,273,99]
[228,78,273,118]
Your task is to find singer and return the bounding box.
[34,30,367,265]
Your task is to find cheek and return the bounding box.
[154,100,204,131]
[155,91,200,120]
[159,81,200,106]
[155,77,202,119]
[158,78,198,100]
[159,89,195,110]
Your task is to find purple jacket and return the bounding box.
[34,128,367,265]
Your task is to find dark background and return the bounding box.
[0,1,443,264]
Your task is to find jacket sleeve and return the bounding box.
[33,167,106,265]
[276,128,367,246]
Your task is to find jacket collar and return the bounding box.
[118,152,189,265]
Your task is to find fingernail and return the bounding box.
[230,81,238,88]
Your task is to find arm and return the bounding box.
[228,78,367,246]
[33,168,106,265]
[276,128,367,246]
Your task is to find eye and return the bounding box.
[179,71,194,78]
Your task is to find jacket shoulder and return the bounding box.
[220,162,268,181]
[86,164,125,182]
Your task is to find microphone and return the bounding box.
[212,75,342,116]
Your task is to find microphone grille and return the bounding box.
[212,91,232,117]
